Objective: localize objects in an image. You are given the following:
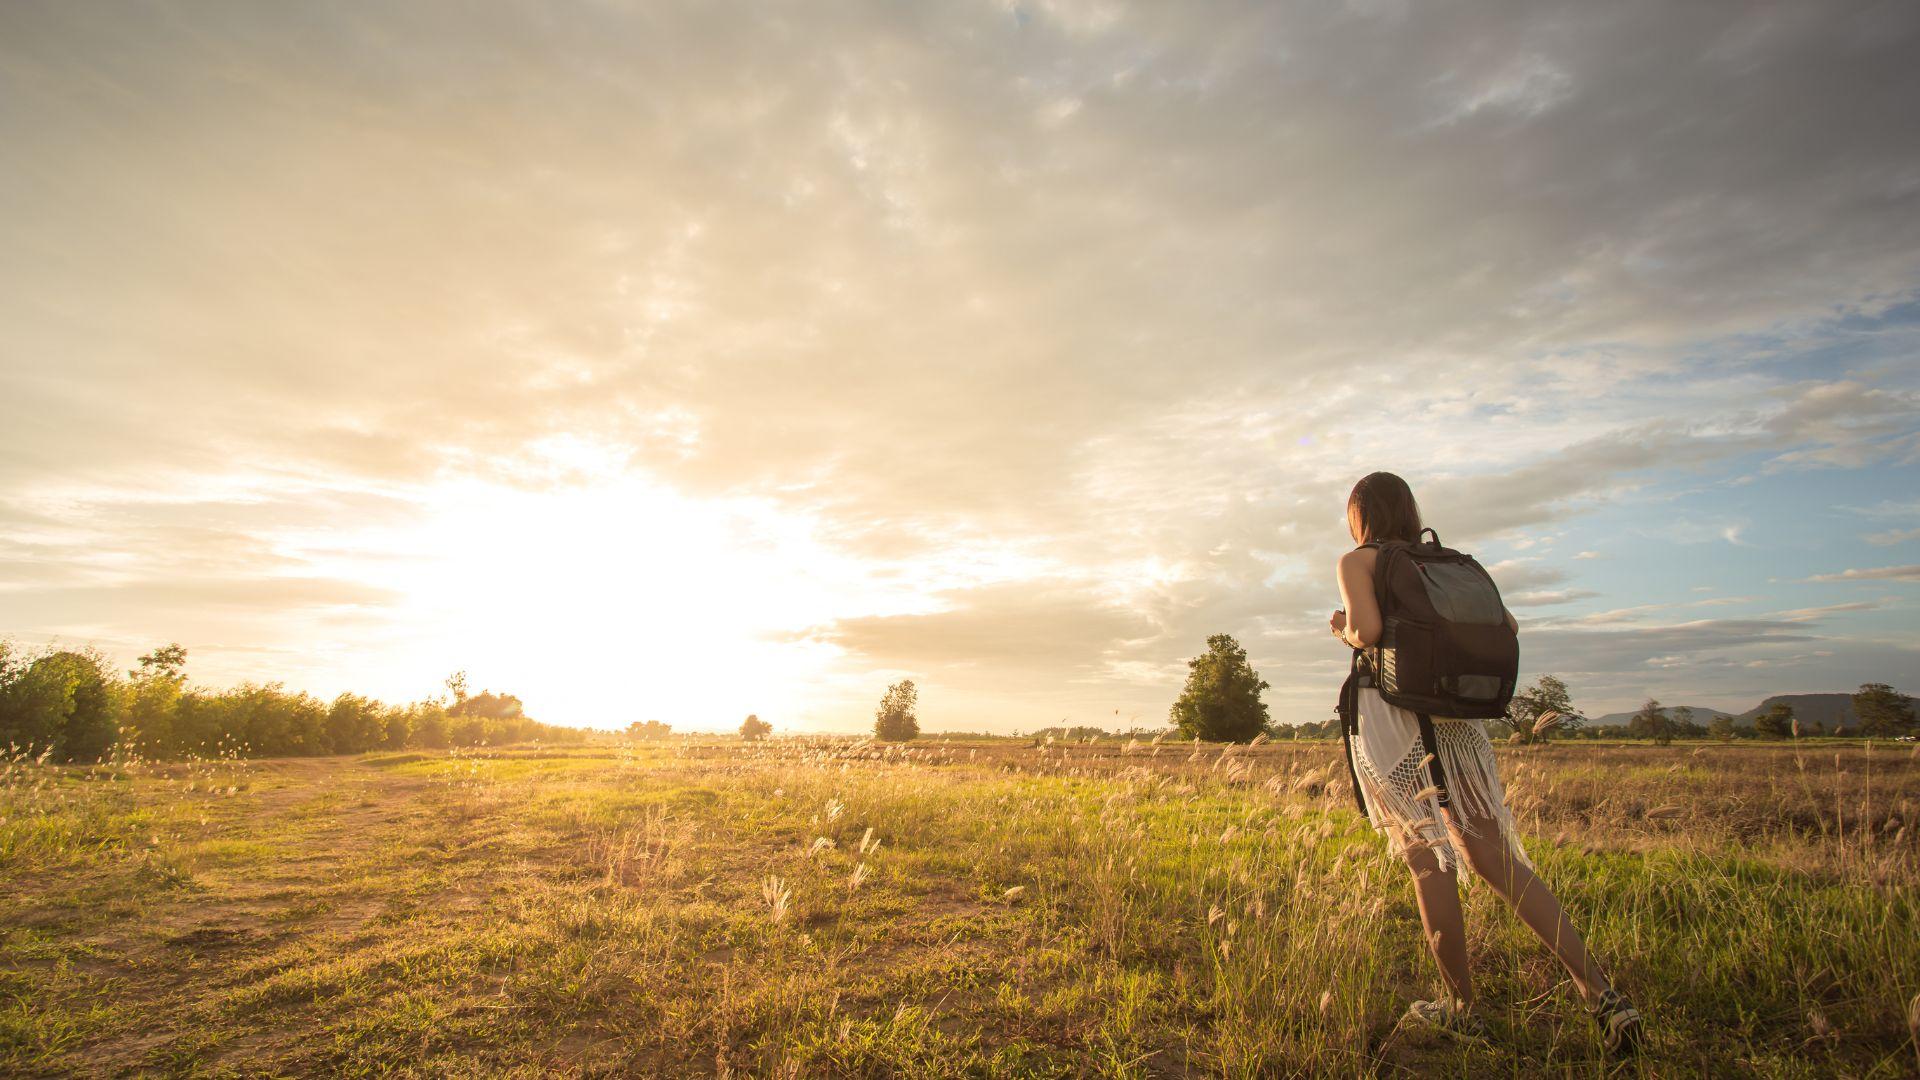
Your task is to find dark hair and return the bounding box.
[1347,472,1421,545]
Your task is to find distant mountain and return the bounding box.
[1735,694,1857,731]
[1588,693,1864,731]
[1588,705,1738,729]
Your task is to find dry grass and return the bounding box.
[2,736,1915,1077]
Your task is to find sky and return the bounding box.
[2,0,1918,733]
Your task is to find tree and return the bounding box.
[124,644,189,757]
[740,713,772,740]
[445,671,470,706]
[450,690,523,720]
[409,701,451,749]
[1709,713,1736,740]
[1666,706,1708,740]
[171,691,233,756]
[1627,699,1671,744]
[874,680,920,742]
[224,684,328,756]
[0,647,124,761]
[1752,702,1793,739]
[137,644,188,681]
[381,704,413,749]
[1506,674,1584,743]
[1169,634,1270,743]
[327,693,386,755]
[0,646,71,754]
[627,720,672,741]
[1852,683,1915,738]
[28,650,124,762]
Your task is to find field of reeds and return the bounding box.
[3,735,1916,1077]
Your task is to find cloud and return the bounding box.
[1509,588,1601,607]
[1564,604,1667,626]
[792,579,1156,675]
[1806,565,1920,583]
[1485,559,1569,592]
[1771,600,1884,622]
[1,577,399,620]
[1761,381,1920,472]
[1524,618,1827,679]
[1484,557,1600,607]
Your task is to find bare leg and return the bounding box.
[1448,811,1610,1005]
[1401,834,1473,1008]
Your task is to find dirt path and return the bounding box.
[9,757,440,1075]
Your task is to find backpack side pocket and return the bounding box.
[1378,616,1438,702]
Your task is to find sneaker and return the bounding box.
[1402,997,1489,1041]
[1589,987,1643,1056]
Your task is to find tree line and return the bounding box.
[0,642,587,763]
[1160,634,1916,744]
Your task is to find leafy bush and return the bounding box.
[0,641,586,762]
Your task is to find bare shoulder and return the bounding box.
[1335,547,1377,578]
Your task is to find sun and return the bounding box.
[285,446,878,730]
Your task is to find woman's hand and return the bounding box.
[1329,609,1348,639]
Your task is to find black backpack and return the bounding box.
[1334,528,1518,813]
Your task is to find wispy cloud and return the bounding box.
[1806,566,1920,584]
[1509,589,1602,607]
[1772,600,1886,622]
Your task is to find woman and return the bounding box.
[1328,471,1643,1054]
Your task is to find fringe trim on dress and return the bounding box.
[1354,718,1534,875]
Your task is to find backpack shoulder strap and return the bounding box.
[1414,711,1449,809]
[1335,650,1369,813]
[1367,541,1399,612]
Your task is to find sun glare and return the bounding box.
[290,458,878,730]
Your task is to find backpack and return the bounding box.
[1333,527,1518,813]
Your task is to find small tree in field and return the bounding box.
[739,713,772,740]
[1169,634,1270,743]
[1852,683,1915,738]
[445,670,470,707]
[874,681,919,742]
[1709,713,1736,740]
[124,643,189,756]
[1753,703,1793,739]
[1506,674,1584,743]
[1628,698,1671,744]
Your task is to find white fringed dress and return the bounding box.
[1350,685,1533,873]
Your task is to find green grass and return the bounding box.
[1,739,1915,1076]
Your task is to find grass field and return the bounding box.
[3,736,1917,1077]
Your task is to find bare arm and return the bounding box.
[1334,549,1381,648]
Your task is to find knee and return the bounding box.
[1401,839,1454,884]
